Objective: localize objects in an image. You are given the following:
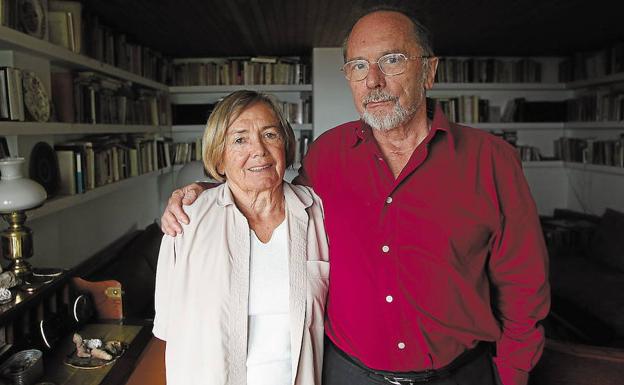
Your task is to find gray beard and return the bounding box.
[362,101,416,131]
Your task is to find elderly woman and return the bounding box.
[153,91,329,385]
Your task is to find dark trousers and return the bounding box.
[322,339,502,385]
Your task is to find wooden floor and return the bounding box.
[125,338,166,385]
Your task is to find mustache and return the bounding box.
[362,90,397,106]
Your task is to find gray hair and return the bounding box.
[341,5,435,62]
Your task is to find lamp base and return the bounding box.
[1,212,34,278]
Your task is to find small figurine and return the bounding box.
[72,333,109,360]
[72,333,90,358]
[0,287,12,304]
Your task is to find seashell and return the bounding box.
[85,339,102,350]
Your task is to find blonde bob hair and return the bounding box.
[202,90,297,182]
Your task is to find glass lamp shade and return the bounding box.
[0,157,47,213]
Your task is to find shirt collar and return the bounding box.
[349,100,457,155]
[217,181,313,211]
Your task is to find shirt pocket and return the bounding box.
[305,260,330,327]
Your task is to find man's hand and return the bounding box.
[160,182,211,236]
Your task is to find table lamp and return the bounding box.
[0,157,47,277]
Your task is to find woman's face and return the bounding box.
[220,102,286,193]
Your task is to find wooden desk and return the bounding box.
[125,337,165,385]
[40,323,152,385]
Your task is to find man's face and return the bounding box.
[345,11,437,130]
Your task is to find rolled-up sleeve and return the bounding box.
[488,144,551,385]
[153,235,177,341]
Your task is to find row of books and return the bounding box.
[435,58,542,83]
[565,91,624,122]
[171,96,311,125]
[500,98,566,122]
[53,134,172,195]
[83,13,173,84]
[433,96,491,124]
[0,67,24,121]
[171,57,310,86]
[279,99,312,125]
[0,0,172,84]
[51,71,171,125]
[172,139,202,165]
[432,94,624,124]
[490,130,542,161]
[554,135,624,167]
[559,42,624,82]
[175,128,313,171]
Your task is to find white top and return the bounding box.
[153,182,330,385]
[247,219,291,385]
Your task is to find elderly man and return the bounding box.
[161,8,549,385]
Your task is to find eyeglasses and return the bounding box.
[341,53,430,81]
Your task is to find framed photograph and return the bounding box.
[18,0,46,39]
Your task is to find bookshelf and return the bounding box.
[170,84,313,94]
[168,58,314,173]
[0,6,175,269]
[0,122,165,136]
[0,25,168,91]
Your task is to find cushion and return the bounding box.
[90,222,164,318]
[590,209,624,273]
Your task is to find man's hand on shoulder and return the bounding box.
[160,182,212,236]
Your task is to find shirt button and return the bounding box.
[386,197,393,204]
[382,245,390,253]
[398,342,406,350]
[386,295,393,303]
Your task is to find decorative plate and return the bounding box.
[18,0,46,39]
[29,142,59,197]
[22,72,50,122]
[64,341,127,369]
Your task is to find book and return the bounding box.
[0,68,9,120]
[5,67,24,121]
[49,0,82,53]
[51,72,75,123]
[0,136,9,159]
[55,150,77,195]
[47,11,71,50]
[75,151,84,193]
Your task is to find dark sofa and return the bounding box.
[78,222,164,320]
[542,208,624,347]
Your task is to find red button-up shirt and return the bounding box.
[296,105,550,385]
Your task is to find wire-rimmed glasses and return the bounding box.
[341,53,430,81]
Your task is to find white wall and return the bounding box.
[27,176,161,269]
[312,48,359,137]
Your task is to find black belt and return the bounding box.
[329,339,490,384]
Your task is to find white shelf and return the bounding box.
[0,122,167,136]
[566,72,624,89]
[563,121,624,130]
[433,73,624,92]
[563,162,624,176]
[523,160,564,168]
[432,82,566,91]
[0,26,168,91]
[452,121,624,131]
[522,160,624,176]
[471,122,564,130]
[171,123,313,134]
[28,170,162,221]
[170,84,312,93]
